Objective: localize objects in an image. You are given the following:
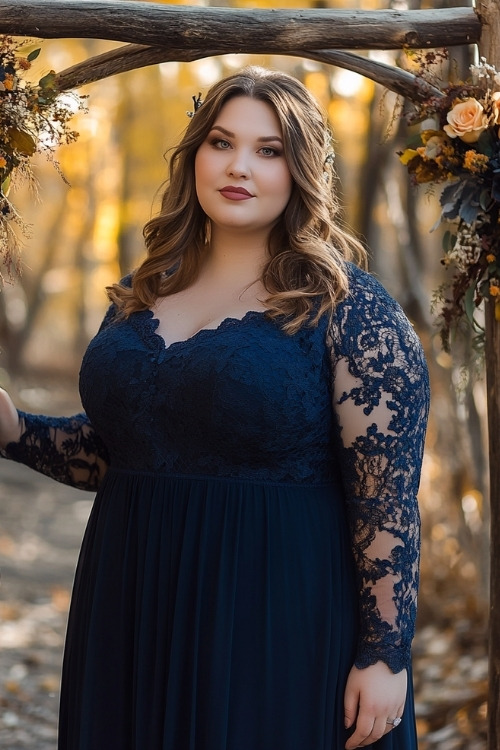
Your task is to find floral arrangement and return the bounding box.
[0,35,85,280]
[399,57,500,350]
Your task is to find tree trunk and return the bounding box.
[0,2,481,50]
[486,301,500,747]
[478,1,500,746]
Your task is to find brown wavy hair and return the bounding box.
[108,66,367,332]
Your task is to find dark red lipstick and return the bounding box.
[219,186,254,200]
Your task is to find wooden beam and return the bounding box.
[56,43,443,103]
[0,1,481,51]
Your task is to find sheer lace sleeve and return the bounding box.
[0,287,126,491]
[1,411,109,491]
[328,266,430,674]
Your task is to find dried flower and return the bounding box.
[400,57,500,349]
[0,36,86,280]
[16,57,31,71]
[463,150,489,174]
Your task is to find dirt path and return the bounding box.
[0,460,92,749]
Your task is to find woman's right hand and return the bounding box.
[0,388,21,449]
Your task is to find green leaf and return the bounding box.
[464,284,476,325]
[476,129,495,157]
[442,230,456,253]
[7,128,36,156]
[406,132,424,149]
[480,188,492,212]
[442,230,451,251]
[1,173,11,196]
[38,71,57,91]
[27,48,41,62]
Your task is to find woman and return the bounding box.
[0,67,429,749]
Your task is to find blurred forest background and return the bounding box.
[0,0,490,747]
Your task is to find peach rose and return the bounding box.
[443,98,489,143]
[492,91,500,125]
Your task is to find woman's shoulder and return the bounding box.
[118,272,134,289]
[343,262,399,304]
[329,261,424,355]
[336,261,410,321]
[97,272,134,332]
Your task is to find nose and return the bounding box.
[226,149,250,178]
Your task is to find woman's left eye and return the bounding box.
[259,147,279,157]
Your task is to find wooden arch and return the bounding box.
[1,0,500,745]
[0,1,483,98]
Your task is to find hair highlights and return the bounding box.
[108,66,367,332]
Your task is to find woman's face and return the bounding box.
[194,96,293,237]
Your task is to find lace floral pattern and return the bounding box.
[2,264,429,673]
[3,412,109,490]
[329,267,430,672]
[77,302,340,484]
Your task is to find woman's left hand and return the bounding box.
[343,661,407,749]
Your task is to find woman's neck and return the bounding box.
[200,229,269,287]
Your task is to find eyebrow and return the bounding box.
[210,125,283,144]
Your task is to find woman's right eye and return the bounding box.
[211,138,231,150]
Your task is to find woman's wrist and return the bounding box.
[0,388,22,449]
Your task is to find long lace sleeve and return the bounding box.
[328,266,430,674]
[2,411,109,491]
[0,287,124,491]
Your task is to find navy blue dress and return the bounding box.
[3,265,429,750]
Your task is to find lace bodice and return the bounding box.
[2,264,429,673]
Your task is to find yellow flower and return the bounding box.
[463,150,489,173]
[443,98,489,143]
[0,156,6,169]
[399,148,419,165]
[487,254,496,263]
[489,280,500,297]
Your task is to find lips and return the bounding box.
[219,185,254,201]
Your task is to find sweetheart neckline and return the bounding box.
[143,308,269,352]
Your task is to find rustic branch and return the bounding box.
[56,45,218,90]
[1,1,481,51]
[56,43,443,103]
[290,50,444,102]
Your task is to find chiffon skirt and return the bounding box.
[58,468,417,749]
